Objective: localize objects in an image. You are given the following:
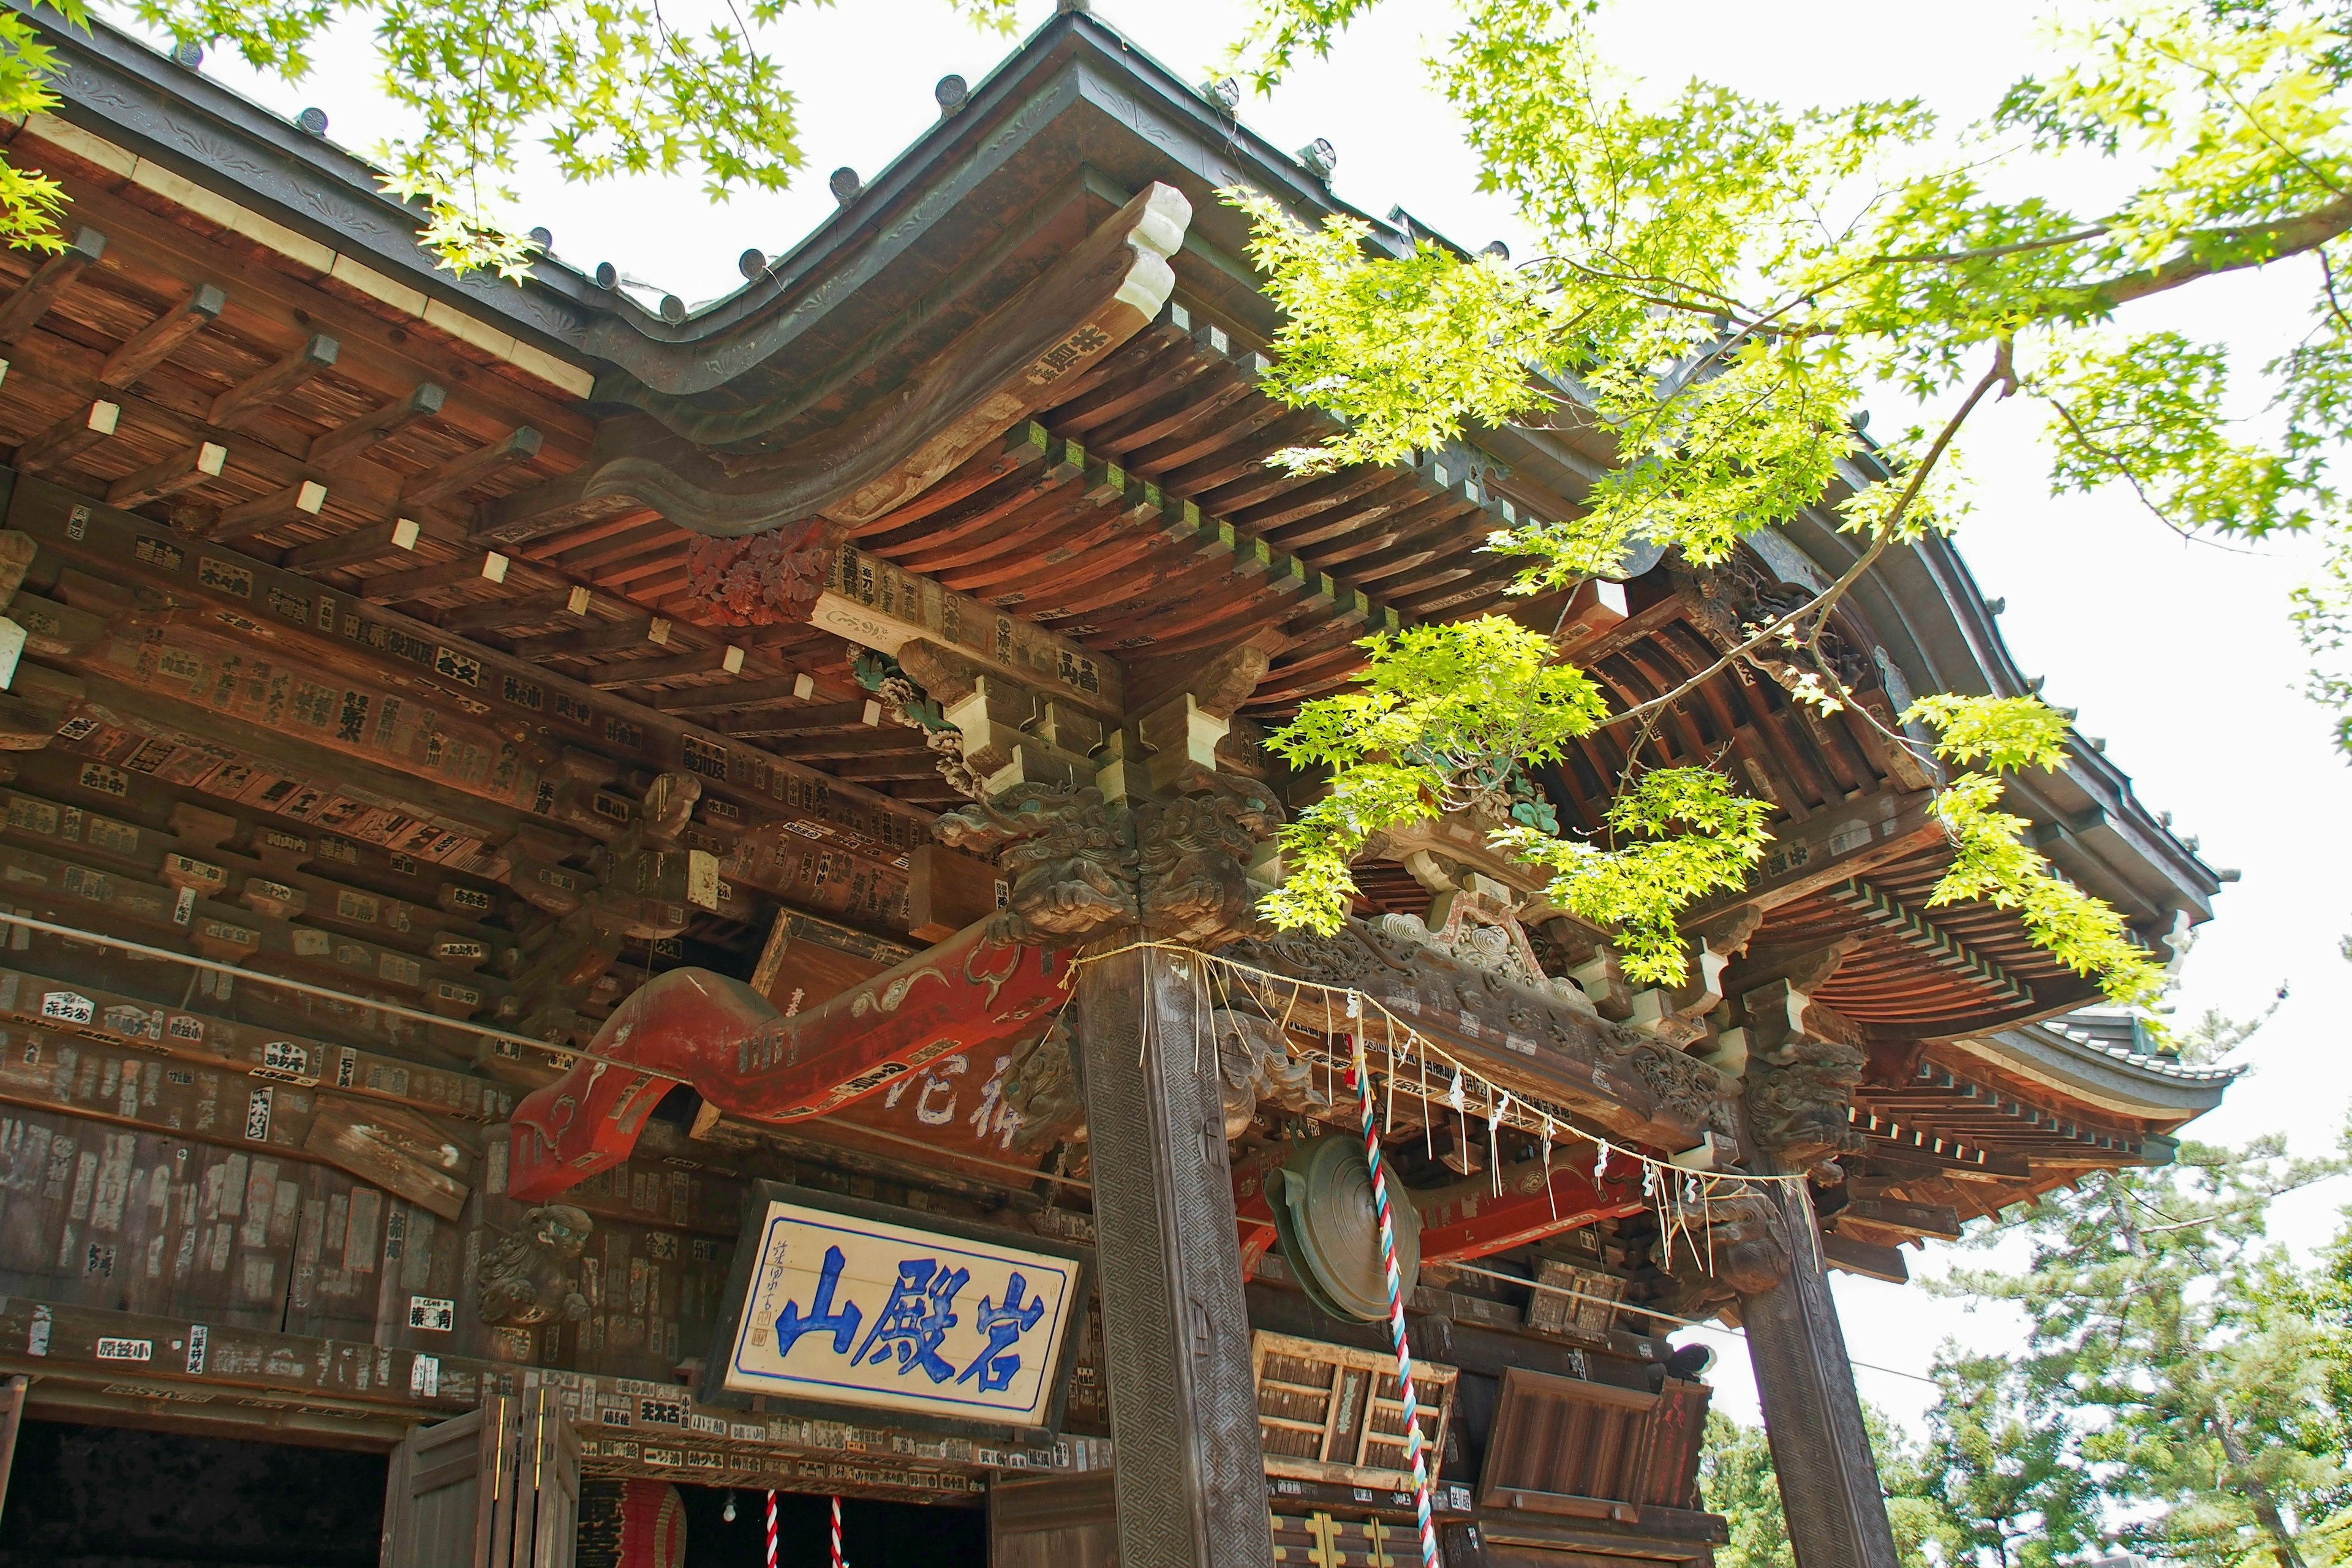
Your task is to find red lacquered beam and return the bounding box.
[1414,1154,1649,1264]
[1229,1144,1648,1278]
[1232,1145,1289,1281]
[508,920,1069,1200]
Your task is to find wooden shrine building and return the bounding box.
[0,6,2233,1567]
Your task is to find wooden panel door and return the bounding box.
[382,1385,578,1568]
[990,1471,1120,1568]
[511,1385,581,1568]
[380,1406,491,1567]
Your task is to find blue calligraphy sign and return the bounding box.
[727,1199,1078,1425]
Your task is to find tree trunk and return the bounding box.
[2211,1399,2309,1568]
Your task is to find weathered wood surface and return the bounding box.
[7,477,934,910]
[0,1371,23,1531]
[1221,922,1724,1156]
[1734,1155,1900,1568]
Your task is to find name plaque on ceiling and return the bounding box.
[717,1191,1084,1428]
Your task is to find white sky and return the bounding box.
[149,0,2352,1434]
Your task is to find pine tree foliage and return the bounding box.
[1936,1139,2349,1568]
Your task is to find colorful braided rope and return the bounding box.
[831,1494,846,1568]
[764,1490,778,1568]
[1348,1028,1441,1568]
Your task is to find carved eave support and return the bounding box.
[1219,919,1729,1157]
[478,183,1193,547]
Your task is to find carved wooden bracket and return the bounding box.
[933,767,1284,951]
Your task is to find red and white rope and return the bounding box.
[1348,1024,1441,1568]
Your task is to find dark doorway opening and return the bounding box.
[586,1478,986,1567]
[0,1417,388,1567]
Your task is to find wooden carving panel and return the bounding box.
[1252,1330,1457,1493]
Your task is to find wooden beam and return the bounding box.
[0,226,105,342]
[99,281,227,387]
[14,398,119,473]
[209,478,328,544]
[436,584,589,633]
[1838,1197,1962,1242]
[1681,787,1941,925]
[1735,1167,1906,1568]
[652,672,815,712]
[104,439,227,507]
[358,549,510,604]
[582,643,745,688]
[508,921,1070,1199]
[716,699,880,736]
[1818,1232,1910,1284]
[512,614,672,660]
[304,380,446,472]
[833,752,952,782]
[769,727,907,761]
[209,333,339,428]
[279,516,421,574]
[1074,948,1280,1567]
[401,426,542,508]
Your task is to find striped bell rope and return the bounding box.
[1346,1014,1441,1568]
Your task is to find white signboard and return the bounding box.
[722,1197,1078,1427]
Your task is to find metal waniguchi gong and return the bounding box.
[1265,1133,1423,1324]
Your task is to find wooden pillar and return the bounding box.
[1738,1177,1898,1568]
[1075,944,1275,1568]
[0,1374,24,1531]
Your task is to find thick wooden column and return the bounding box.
[1738,1176,1898,1568]
[1076,944,1275,1568]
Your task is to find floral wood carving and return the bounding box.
[936,783,1138,943]
[685,520,833,626]
[1214,1007,1330,1137]
[1136,769,1284,949]
[477,1203,595,1327]
[1222,918,1736,1146]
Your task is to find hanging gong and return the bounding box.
[1265,1133,1422,1324]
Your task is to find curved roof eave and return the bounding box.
[1948,1025,2240,1126]
[20,6,1384,390]
[1768,484,2222,930]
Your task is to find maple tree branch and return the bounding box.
[1588,340,2015,735]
